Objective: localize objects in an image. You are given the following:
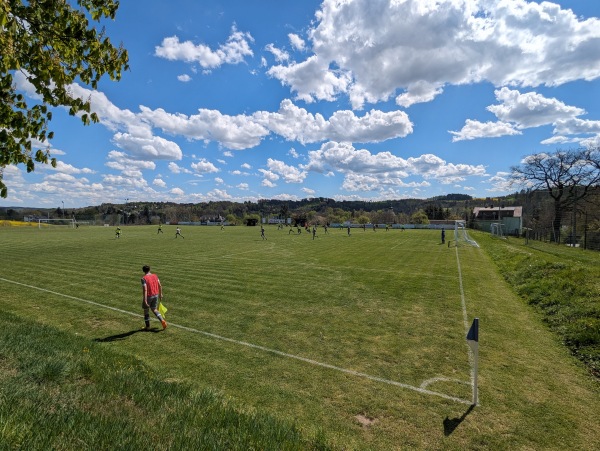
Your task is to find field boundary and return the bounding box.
[0,276,472,405]
[455,246,478,403]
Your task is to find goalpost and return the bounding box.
[490,222,506,239]
[451,220,479,247]
[38,218,76,229]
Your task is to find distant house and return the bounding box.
[472,206,523,236]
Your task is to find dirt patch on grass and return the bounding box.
[355,414,378,428]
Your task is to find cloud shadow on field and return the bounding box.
[443,404,475,436]
[93,328,160,342]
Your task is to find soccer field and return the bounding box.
[1,224,599,449]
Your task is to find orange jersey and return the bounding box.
[142,273,160,297]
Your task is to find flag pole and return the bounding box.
[466,318,479,405]
[472,339,479,405]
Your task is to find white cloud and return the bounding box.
[112,133,183,160]
[265,43,289,62]
[177,74,192,82]
[452,87,594,142]
[153,178,167,188]
[488,88,586,129]
[288,33,306,51]
[255,99,413,144]
[139,106,270,150]
[267,55,352,103]
[215,177,224,184]
[267,0,600,109]
[288,148,300,158]
[266,158,307,183]
[191,159,219,174]
[258,169,280,182]
[52,161,95,175]
[106,151,156,172]
[303,141,485,192]
[155,26,254,69]
[261,179,277,188]
[168,162,192,174]
[241,163,252,169]
[302,187,315,196]
[170,187,185,196]
[237,183,249,190]
[450,120,521,142]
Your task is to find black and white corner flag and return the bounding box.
[467,318,479,351]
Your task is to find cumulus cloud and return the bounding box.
[155,26,254,68]
[450,120,521,142]
[168,162,192,174]
[191,159,219,174]
[451,87,595,142]
[177,74,192,82]
[265,43,289,62]
[487,88,586,129]
[112,133,183,160]
[255,99,413,144]
[153,178,167,188]
[303,141,486,192]
[106,151,156,172]
[52,161,95,175]
[288,33,306,51]
[267,0,600,109]
[261,179,277,188]
[266,158,307,183]
[139,106,269,150]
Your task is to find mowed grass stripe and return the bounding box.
[1,226,471,384]
[3,226,600,448]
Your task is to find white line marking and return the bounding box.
[0,276,472,405]
[454,247,478,403]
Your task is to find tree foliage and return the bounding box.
[0,0,129,197]
[510,147,600,242]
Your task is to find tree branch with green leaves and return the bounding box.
[0,0,129,197]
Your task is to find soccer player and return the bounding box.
[115,227,121,239]
[157,223,163,234]
[141,265,167,330]
[261,226,267,240]
[441,228,446,244]
[175,227,184,239]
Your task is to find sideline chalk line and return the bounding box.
[0,276,472,405]
[454,246,478,401]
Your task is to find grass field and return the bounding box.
[1,224,599,449]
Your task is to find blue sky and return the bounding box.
[3,0,600,209]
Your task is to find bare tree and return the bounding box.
[510,148,600,243]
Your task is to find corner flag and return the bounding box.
[158,302,168,319]
[466,317,479,405]
[467,318,478,350]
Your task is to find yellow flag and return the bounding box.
[158,302,168,318]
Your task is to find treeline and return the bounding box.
[3,190,600,231]
[0,193,480,225]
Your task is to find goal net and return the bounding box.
[452,220,479,247]
[490,222,506,239]
[38,218,76,228]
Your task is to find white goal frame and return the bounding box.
[453,220,479,247]
[38,218,76,229]
[490,222,507,239]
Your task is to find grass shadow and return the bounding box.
[93,328,160,342]
[443,405,475,436]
